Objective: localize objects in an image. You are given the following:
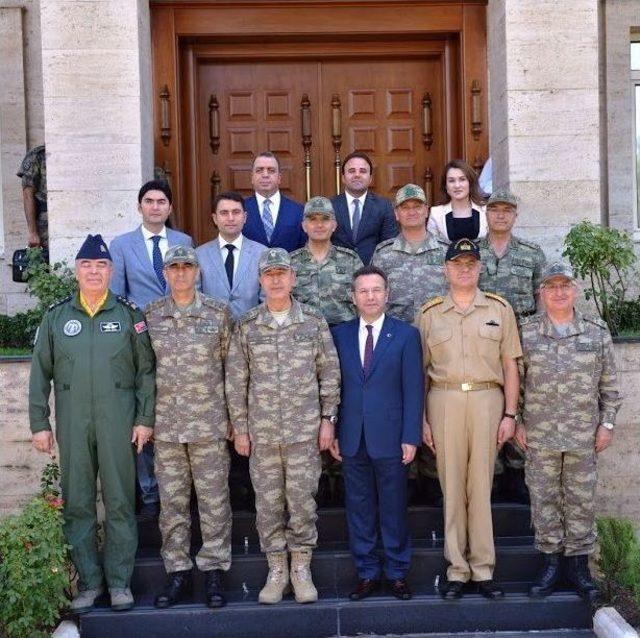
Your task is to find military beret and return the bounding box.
[75,234,112,261]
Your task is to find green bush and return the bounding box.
[0,311,40,349]
[26,248,77,321]
[0,463,72,638]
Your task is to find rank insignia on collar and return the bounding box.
[100,321,121,333]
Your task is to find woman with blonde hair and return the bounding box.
[428,159,487,243]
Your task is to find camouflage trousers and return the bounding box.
[249,440,322,554]
[525,447,597,556]
[155,439,232,573]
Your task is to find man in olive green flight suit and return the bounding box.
[29,234,156,613]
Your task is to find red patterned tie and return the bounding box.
[363,324,374,376]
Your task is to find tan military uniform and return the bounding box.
[290,244,363,326]
[145,292,233,573]
[225,299,341,553]
[520,310,621,556]
[417,290,522,582]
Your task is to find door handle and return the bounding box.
[422,92,433,150]
[300,94,312,201]
[423,166,433,209]
[331,94,342,195]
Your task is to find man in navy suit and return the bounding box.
[243,152,306,252]
[330,264,424,601]
[109,180,193,518]
[331,152,397,264]
[197,191,266,320]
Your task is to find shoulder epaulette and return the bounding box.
[515,236,543,251]
[299,302,324,320]
[47,295,72,312]
[237,305,261,325]
[421,296,444,313]
[584,315,608,330]
[485,291,508,307]
[289,247,305,259]
[373,238,395,253]
[334,245,359,258]
[201,295,229,312]
[116,295,140,312]
[144,297,164,313]
[518,314,541,327]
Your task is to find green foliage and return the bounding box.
[596,517,640,619]
[0,463,72,638]
[563,221,636,335]
[0,311,40,349]
[25,248,77,318]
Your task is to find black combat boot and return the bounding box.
[566,555,599,603]
[204,569,227,608]
[154,570,192,608]
[528,552,561,598]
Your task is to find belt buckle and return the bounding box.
[461,382,472,392]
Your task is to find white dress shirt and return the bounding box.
[218,234,244,278]
[358,313,385,366]
[346,191,368,228]
[141,225,168,263]
[256,191,281,227]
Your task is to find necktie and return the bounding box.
[262,199,274,243]
[352,198,361,243]
[224,244,235,288]
[151,235,166,291]
[363,324,374,376]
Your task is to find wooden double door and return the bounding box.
[152,2,488,245]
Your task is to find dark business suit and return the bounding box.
[331,315,424,580]
[331,192,398,264]
[244,193,306,252]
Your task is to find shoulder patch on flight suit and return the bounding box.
[484,292,509,307]
[421,296,444,313]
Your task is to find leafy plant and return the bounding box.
[26,248,77,318]
[563,221,636,335]
[0,462,72,638]
[0,311,40,349]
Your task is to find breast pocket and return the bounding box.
[478,323,502,359]
[574,341,599,376]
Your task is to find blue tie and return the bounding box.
[352,198,361,243]
[262,199,274,243]
[151,236,166,291]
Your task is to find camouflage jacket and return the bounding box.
[520,310,621,452]
[145,292,232,443]
[290,244,363,325]
[225,299,341,444]
[17,145,47,207]
[478,235,546,317]
[371,233,447,323]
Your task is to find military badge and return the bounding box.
[134,321,148,334]
[100,321,121,333]
[63,319,82,336]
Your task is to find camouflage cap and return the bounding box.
[395,183,427,207]
[164,244,199,267]
[304,196,335,219]
[259,247,292,273]
[541,261,575,283]
[487,188,518,208]
[445,237,480,261]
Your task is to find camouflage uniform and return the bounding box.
[145,292,233,573]
[225,299,341,553]
[478,234,546,472]
[520,310,621,556]
[371,234,447,323]
[290,244,363,326]
[16,145,48,248]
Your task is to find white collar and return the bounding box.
[218,234,244,251]
[141,224,167,240]
[256,191,281,208]
[346,191,368,209]
[359,313,385,332]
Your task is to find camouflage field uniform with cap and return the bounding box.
[520,262,621,556]
[17,145,48,248]
[225,258,341,554]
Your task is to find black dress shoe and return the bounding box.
[439,577,464,599]
[154,570,191,609]
[349,578,380,601]
[204,569,226,608]
[477,579,505,599]
[387,578,412,600]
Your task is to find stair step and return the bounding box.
[79,592,591,638]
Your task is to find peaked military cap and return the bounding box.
[164,244,199,267]
[395,183,427,207]
[445,237,480,261]
[304,196,335,219]
[487,188,518,208]
[259,247,292,273]
[541,261,575,283]
[75,234,112,261]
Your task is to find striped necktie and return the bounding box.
[262,199,274,243]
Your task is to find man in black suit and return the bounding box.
[331,152,397,264]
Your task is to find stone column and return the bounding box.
[41,0,153,264]
[488,0,602,259]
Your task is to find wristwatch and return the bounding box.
[600,422,614,431]
[503,412,517,420]
[322,415,338,425]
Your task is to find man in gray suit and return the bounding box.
[109,179,193,518]
[197,191,267,320]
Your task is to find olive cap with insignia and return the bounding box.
[304,196,335,219]
[164,244,199,267]
[487,188,518,209]
[445,237,481,261]
[395,183,427,207]
[75,234,112,261]
[541,261,575,283]
[259,247,292,273]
